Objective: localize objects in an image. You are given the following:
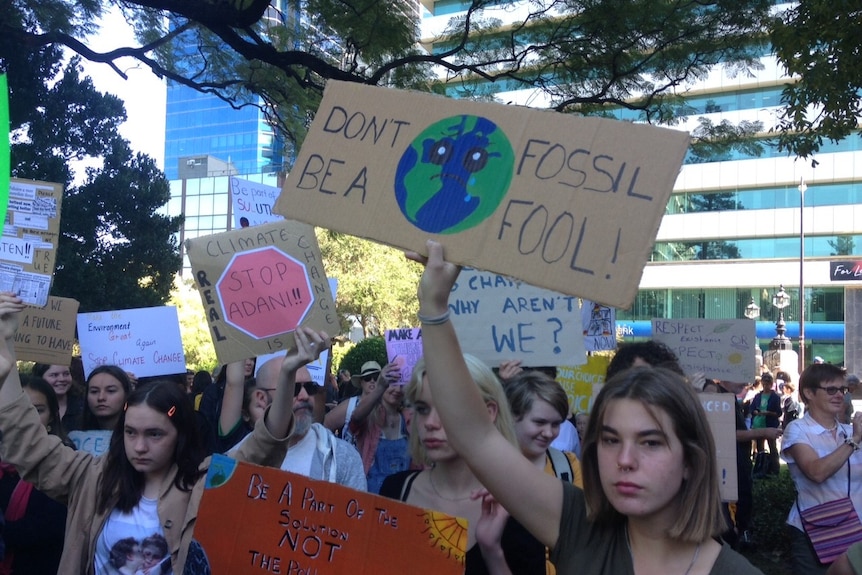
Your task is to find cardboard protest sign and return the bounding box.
[14,296,78,365]
[581,300,616,352]
[68,430,112,457]
[1,178,63,306]
[77,306,186,378]
[185,220,339,365]
[447,268,585,367]
[275,81,689,308]
[700,393,738,501]
[195,454,466,574]
[556,355,609,414]
[651,318,757,383]
[385,327,423,384]
[230,177,284,228]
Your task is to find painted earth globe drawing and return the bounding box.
[395,115,514,234]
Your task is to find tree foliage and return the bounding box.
[336,336,387,379]
[52,136,182,311]
[169,274,218,371]
[317,229,422,337]
[3,0,783,154]
[771,0,862,157]
[2,39,182,310]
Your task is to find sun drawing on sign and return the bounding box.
[420,510,468,565]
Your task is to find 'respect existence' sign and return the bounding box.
[651,318,756,383]
[275,81,689,309]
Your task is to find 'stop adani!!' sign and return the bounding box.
[275,81,689,309]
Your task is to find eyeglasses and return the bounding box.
[259,383,320,398]
[816,385,850,396]
[362,373,379,382]
[294,381,320,397]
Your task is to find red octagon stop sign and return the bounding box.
[216,246,314,339]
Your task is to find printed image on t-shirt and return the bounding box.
[94,497,173,575]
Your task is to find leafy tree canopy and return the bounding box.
[317,229,422,338]
[170,274,218,371]
[771,0,862,158]
[3,0,789,154]
[3,37,182,310]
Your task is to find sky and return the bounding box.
[79,8,167,170]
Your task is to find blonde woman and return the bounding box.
[408,240,761,575]
[379,356,551,573]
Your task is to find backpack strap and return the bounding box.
[399,470,422,501]
[547,448,573,483]
[344,397,358,429]
[5,479,33,522]
[0,478,35,575]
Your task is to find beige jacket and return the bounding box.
[0,391,289,574]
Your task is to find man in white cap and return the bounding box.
[220,356,367,491]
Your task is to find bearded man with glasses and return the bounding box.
[216,354,367,491]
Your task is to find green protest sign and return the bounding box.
[0,74,10,233]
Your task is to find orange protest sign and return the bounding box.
[194,455,466,574]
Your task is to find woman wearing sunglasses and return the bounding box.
[782,363,862,574]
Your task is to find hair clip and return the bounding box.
[167,406,176,417]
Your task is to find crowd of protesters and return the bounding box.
[0,248,860,574]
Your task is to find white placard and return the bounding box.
[68,430,113,457]
[230,177,283,228]
[77,306,186,378]
[651,318,757,383]
[449,268,586,367]
[0,236,34,264]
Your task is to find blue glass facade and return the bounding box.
[162,0,299,179]
[423,0,862,368]
[163,87,284,180]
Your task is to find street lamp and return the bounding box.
[770,285,792,350]
[799,178,807,372]
[745,297,763,375]
[744,297,760,320]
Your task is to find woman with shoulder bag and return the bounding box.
[782,363,862,574]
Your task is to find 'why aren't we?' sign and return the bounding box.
[275,81,689,309]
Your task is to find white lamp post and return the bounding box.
[770,285,792,350]
[799,178,807,372]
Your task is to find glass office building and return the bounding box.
[165,171,281,271]
[420,1,860,364]
[163,89,284,181]
[161,1,303,180]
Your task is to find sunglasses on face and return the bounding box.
[362,373,380,382]
[817,385,850,396]
[294,381,320,396]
